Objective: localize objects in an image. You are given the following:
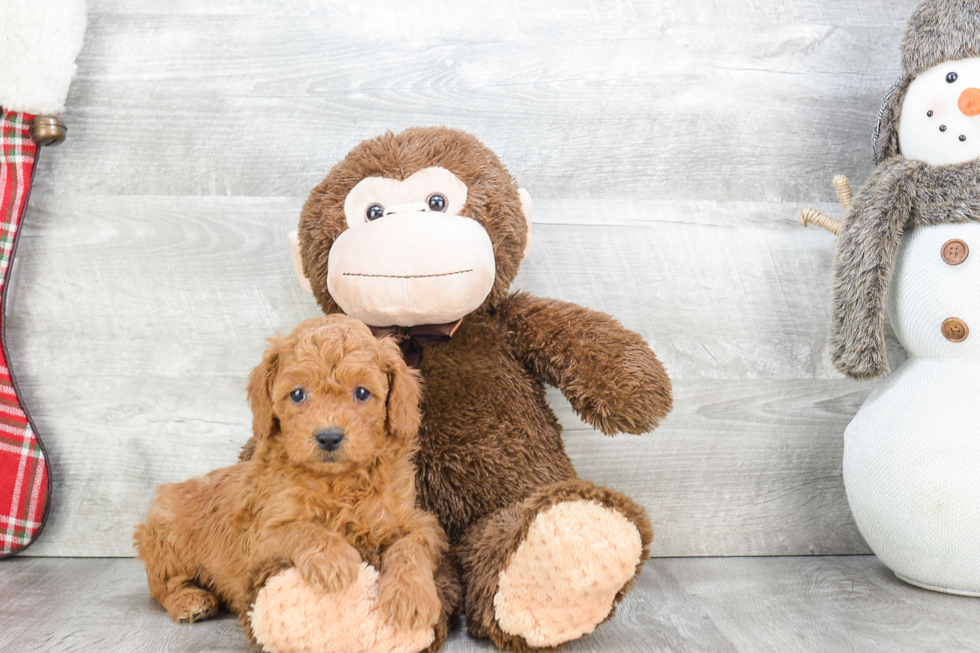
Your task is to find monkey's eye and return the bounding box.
[289,388,306,404]
[366,204,385,221]
[354,387,371,402]
[947,72,959,84]
[426,193,447,212]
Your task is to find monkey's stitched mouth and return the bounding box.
[342,269,473,279]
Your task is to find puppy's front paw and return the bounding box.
[165,586,218,624]
[296,543,362,593]
[378,569,441,631]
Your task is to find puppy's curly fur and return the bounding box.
[134,315,447,639]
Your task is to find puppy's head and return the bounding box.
[246,315,421,472]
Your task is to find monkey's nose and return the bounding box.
[315,428,344,452]
[959,87,980,116]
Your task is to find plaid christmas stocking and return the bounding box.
[0,110,49,557]
[0,0,87,556]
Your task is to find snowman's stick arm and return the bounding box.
[832,174,853,213]
[797,175,852,236]
[799,208,843,235]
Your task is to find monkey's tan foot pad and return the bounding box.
[168,587,218,624]
[250,563,435,653]
[493,500,643,648]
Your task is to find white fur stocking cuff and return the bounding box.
[0,0,87,115]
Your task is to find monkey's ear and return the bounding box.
[288,231,314,296]
[518,188,533,260]
[247,335,285,441]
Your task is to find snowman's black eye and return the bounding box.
[366,204,385,221]
[960,135,967,142]
[290,388,306,403]
[427,193,447,212]
[354,386,371,402]
[947,72,959,84]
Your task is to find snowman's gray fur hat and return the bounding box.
[903,0,980,78]
[874,0,980,163]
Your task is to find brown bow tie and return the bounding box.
[369,319,463,368]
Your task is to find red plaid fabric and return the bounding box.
[0,109,50,557]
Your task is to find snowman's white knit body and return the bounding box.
[843,56,980,596]
[844,222,980,596]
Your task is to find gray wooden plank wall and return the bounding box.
[7,0,920,557]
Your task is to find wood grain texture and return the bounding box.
[47,0,911,202]
[6,0,923,556]
[0,558,258,653]
[660,556,980,653]
[3,557,977,652]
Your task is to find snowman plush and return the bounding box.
[812,0,980,596]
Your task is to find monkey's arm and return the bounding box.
[497,292,672,435]
[830,159,916,380]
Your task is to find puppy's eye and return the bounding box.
[426,193,447,212]
[289,388,306,403]
[353,387,371,402]
[947,72,959,84]
[366,204,385,221]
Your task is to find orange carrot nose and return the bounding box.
[958,87,980,116]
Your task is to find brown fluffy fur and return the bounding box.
[299,127,528,315]
[246,127,672,651]
[135,315,454,644]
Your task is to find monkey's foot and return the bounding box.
[250,563,435,653]
[492,500,643,648]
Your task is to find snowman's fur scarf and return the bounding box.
[0,0,87,115]
[831,158,980,379]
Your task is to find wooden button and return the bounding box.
[942,317,970,343]
[941,239,969,265]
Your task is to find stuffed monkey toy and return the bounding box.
[244,127,673,652]
[801,0,980,596]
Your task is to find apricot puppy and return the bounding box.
[134,315,445,637]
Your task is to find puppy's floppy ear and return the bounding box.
[380,338,422,441]
[247,335,285,440]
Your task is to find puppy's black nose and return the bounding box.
[315,428,344,452]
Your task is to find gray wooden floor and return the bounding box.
[2,556,978,653]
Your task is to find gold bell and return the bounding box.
[30,115,67,146]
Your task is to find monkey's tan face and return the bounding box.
[326,167,496,327]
